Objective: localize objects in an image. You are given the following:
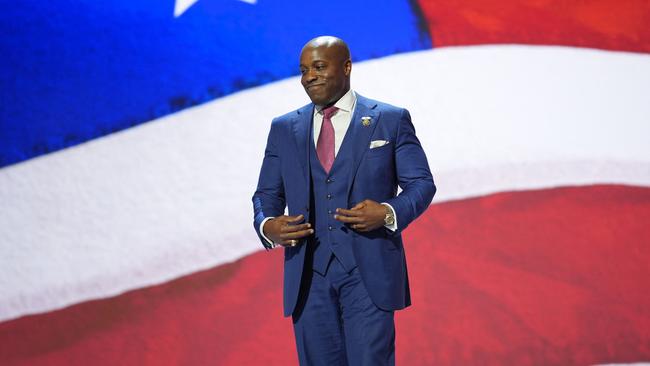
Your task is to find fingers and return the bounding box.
[277,218,313,246]
[262,215,311,247]
[335,204,367,226]
[277,228,313,247]
[338,199,372,215]
[335,208,363,217]
[334,213,364,224]
[279,227,313,241]
[334,200,383,232]
[284,214,304,224]
[334,205,367,226]
[351,223,369,231]
[280,221,312,236]
[279,241,298,248]
[280,223,311,233]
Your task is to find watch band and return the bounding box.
[384,205,395,226]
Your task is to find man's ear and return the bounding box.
[344,59,352,76]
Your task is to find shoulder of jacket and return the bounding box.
[272,103,313,124]
[356,94,406,114]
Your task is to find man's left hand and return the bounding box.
[334,199,386,232]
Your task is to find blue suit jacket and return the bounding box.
[253,94,435,317]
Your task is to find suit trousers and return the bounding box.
[292,257,395,366]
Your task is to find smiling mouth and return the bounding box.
[306,83,325,90]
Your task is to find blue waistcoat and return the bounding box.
[309,131,357,275]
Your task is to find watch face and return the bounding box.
[384,206,395,225]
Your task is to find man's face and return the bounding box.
[299,45,351,106]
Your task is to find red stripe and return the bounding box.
[417,0,650,53]
[1,185,649,365]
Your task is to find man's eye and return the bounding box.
[300,69,307,75]
[315,65,325,70]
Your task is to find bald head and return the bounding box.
[302,36,351,61]
[299,36,352,106]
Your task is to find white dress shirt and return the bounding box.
[261,90,397,247]
[313,88,356,156]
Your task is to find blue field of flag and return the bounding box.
[0,0,431,167]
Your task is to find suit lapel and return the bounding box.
[291,104,314,185]
[344,95,379,193]
[290,95,379,195]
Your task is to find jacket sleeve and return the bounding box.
[384,109,436,234]
[252,119,287,249]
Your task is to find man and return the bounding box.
[252,36,435,365]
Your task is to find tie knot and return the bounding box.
[322,106,338,119]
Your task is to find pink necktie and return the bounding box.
[316,106,338,173]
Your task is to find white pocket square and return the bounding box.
[369,140,390,149]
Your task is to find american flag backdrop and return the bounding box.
[1,0,649,365]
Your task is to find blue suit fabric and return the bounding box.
[252,94,435,364]
[293,259,395,366]
[309,127,357,275]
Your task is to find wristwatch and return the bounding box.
[384,205,395,226]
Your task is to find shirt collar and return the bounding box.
[316,89,356,114]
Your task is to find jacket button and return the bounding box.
[327,194,332,199]
[328,226,333,231]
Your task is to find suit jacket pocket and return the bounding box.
[365,143,393,159]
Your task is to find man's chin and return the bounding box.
[306,96,326,106]
[304,90,327,105]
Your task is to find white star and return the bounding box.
[174,0,256,17]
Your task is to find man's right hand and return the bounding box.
[263,214,314,247]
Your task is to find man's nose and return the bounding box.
[305,69,318,83]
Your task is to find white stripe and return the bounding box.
[1,45,649,321]
[174,0,256,17]
[354,46,650,200]
[174,0,199,16]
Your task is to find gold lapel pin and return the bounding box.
[361,116,372,127]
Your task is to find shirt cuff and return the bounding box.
[260,217,277,248]
[381,203,398,232]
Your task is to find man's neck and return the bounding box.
[316,89,355,113]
